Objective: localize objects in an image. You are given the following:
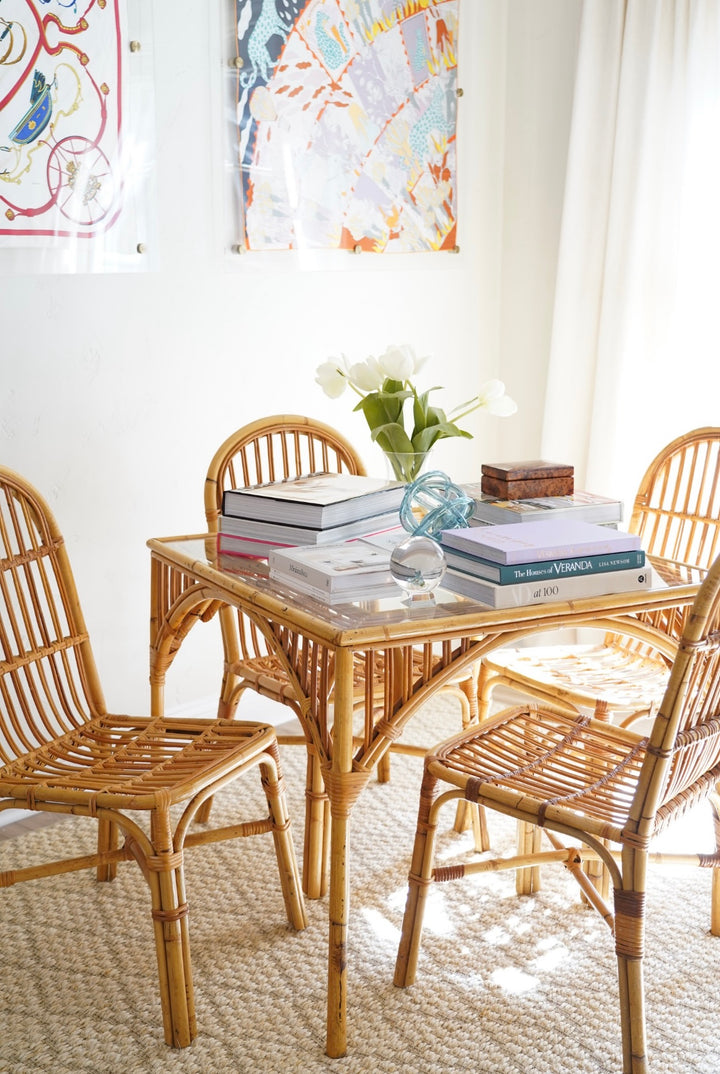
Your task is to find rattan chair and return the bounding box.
[0,466,307,1048]
[478,429,720,730]
[394,553,720,1074]
[204,416,489,886]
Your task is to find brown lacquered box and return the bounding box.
[480,459,574,499]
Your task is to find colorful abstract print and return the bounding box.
[0,0,123,239]
[234,0,459,253]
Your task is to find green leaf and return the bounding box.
[411,418,473,455]
[370,421,415,455]
[353,389,409,432]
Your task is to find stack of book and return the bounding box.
[218,472,406,559]
[439,518,651,608]
[460,486,624,527]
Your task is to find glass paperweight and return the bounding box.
[399,471,474,539]
[390,535,446,598]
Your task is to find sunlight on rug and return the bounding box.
[1,697,718,1074]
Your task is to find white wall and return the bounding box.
[0,1,580,713]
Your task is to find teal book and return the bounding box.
[441,546,646,585]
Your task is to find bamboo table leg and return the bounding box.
[325,648,355,1058]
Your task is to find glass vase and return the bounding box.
[383,451,430,484]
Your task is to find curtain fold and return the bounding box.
[542,0,720,510]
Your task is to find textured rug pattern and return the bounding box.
[1,698,718,1074]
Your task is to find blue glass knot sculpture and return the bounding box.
[399,470,475,540]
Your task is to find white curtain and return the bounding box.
[542,0,720,512]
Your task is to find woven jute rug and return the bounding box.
[1,697,718,1074]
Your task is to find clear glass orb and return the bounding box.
[390,535,446,596]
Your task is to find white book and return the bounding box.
[269,539,393,593]
[222,473,405,527]
[440,519,641,565]
[462,487,623,526]
[442,564,654,608]
[218,510,401,548]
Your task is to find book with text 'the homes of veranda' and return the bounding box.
[440,545,646,585]
[440,518,642,566]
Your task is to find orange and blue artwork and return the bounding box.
[0,0,123,240]
[234,0,459,253]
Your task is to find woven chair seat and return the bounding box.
[434,705,650,839]
[0,715,277,807]
[482,641,671,725]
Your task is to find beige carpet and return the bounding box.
[1,697,719,1074]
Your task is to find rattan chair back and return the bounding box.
[629,426,720,570]
[0,468,105,762]
[205,414,366,533]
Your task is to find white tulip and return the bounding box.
[349,357,385,392]
[477,379,518,416]
[377,343,421,381]
[315,358,349,399]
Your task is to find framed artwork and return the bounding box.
[232,0,460,254]
[0,0,155,272]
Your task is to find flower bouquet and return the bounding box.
[315,344,516,482]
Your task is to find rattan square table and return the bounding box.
[147,534,700,1058]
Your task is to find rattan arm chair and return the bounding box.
[394,552,720,1074]
[0,466,307,1049]
[203,416,488,889]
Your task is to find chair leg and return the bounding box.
[707,788,720,936]
[394,766,440,988]
[583,837,611,903]
[145,812,196,1048]
[452,666,490,849]
[260,743,308,930]
[515,821,542,894]
[614,880,649,1074]
[96,818,119,881]
[303,746,331,899]
[376,751,392,782]
[476,660,497,722]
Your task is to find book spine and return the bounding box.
[445,567,653,608]
[443,549,646,584]
[218,534,287,556]
[270,571,394,604]
[470,503,622,525]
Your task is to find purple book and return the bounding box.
[440,518,642,565]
